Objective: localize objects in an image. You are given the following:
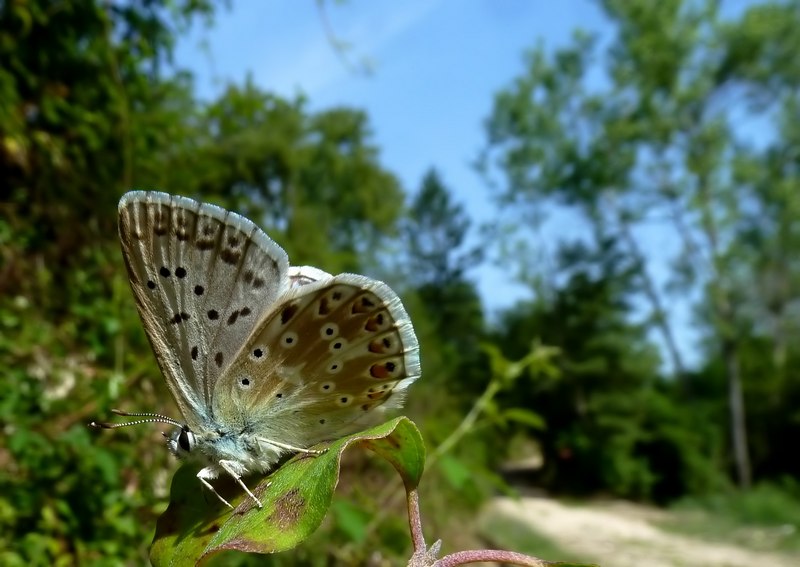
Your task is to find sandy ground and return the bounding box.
[480,496,799,567]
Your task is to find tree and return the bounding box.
[0,0,215,298]
[0,2,219,564]
[163,79,406,275]
[481,0,800,488]
[0,2,411,564]
[400,169,485,395]
[494,236,725,501]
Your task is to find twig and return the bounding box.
[427,379,500,467]
[363,376,501,541]
[403,415,572,567]
[406,488,426,553]
[404,489,575,567]
[315,0,372,75]
[435,549,561,566]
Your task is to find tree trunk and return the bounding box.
[617,217,687,380]
[723,338,751,488]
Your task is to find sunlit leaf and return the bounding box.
[150,416,424,566]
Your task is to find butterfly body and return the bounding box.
[108,191,420,508]
[170,426,277,473]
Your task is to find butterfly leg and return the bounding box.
[219,460,263,509]
[197,467,234,509]
[257,437,326,455]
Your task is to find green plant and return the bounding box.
[143,417,596,566]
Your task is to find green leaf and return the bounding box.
[502,408,546,430]
[438,454,473,490]
[150,416,425,566]
[330,500,370,543]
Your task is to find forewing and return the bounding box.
[118,191,289,428]
[213,274,421,445]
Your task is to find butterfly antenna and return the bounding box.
[89,409,184,429]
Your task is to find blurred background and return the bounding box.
[3,1,800,565]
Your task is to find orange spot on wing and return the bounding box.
[370,364,390,379]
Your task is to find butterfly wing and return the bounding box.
[212,274,421,447]
[288,265,333,287]
[118,191,289,429]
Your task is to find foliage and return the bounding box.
[481,0,800,490]
[491,237,727,502]
[149,415,591,566]
[0,0,216,295]
[151,417,425,565]
[0,1,411,564]
[4,0,800,564]
[398,170,488,412]
[168,80,405,273]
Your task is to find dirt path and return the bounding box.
[480,496,798,567]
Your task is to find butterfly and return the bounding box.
[91,191,421,509]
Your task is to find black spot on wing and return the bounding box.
[220,249,240,265]
[281,304,298,324]
[170,312,190,325]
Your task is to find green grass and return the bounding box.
[662,483,800,553]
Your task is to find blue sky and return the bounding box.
[175,1,704,368]
[176,0,606,294]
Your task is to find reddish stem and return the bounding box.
[404,477,565,567]
[406,488,426,552]
[435,549,557,566]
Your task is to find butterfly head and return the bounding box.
[166,424,196,458]
[90,409,197,456]
[91,409,287,473]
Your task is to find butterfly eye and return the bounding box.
[328,338,348,354]
[177,428,194,452]
[327,360,343,374]
[239,376,253,389]
[320,381,335,392]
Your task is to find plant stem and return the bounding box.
[427,379,500,467]
[434,549,559,566]
[407,488,426,552]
